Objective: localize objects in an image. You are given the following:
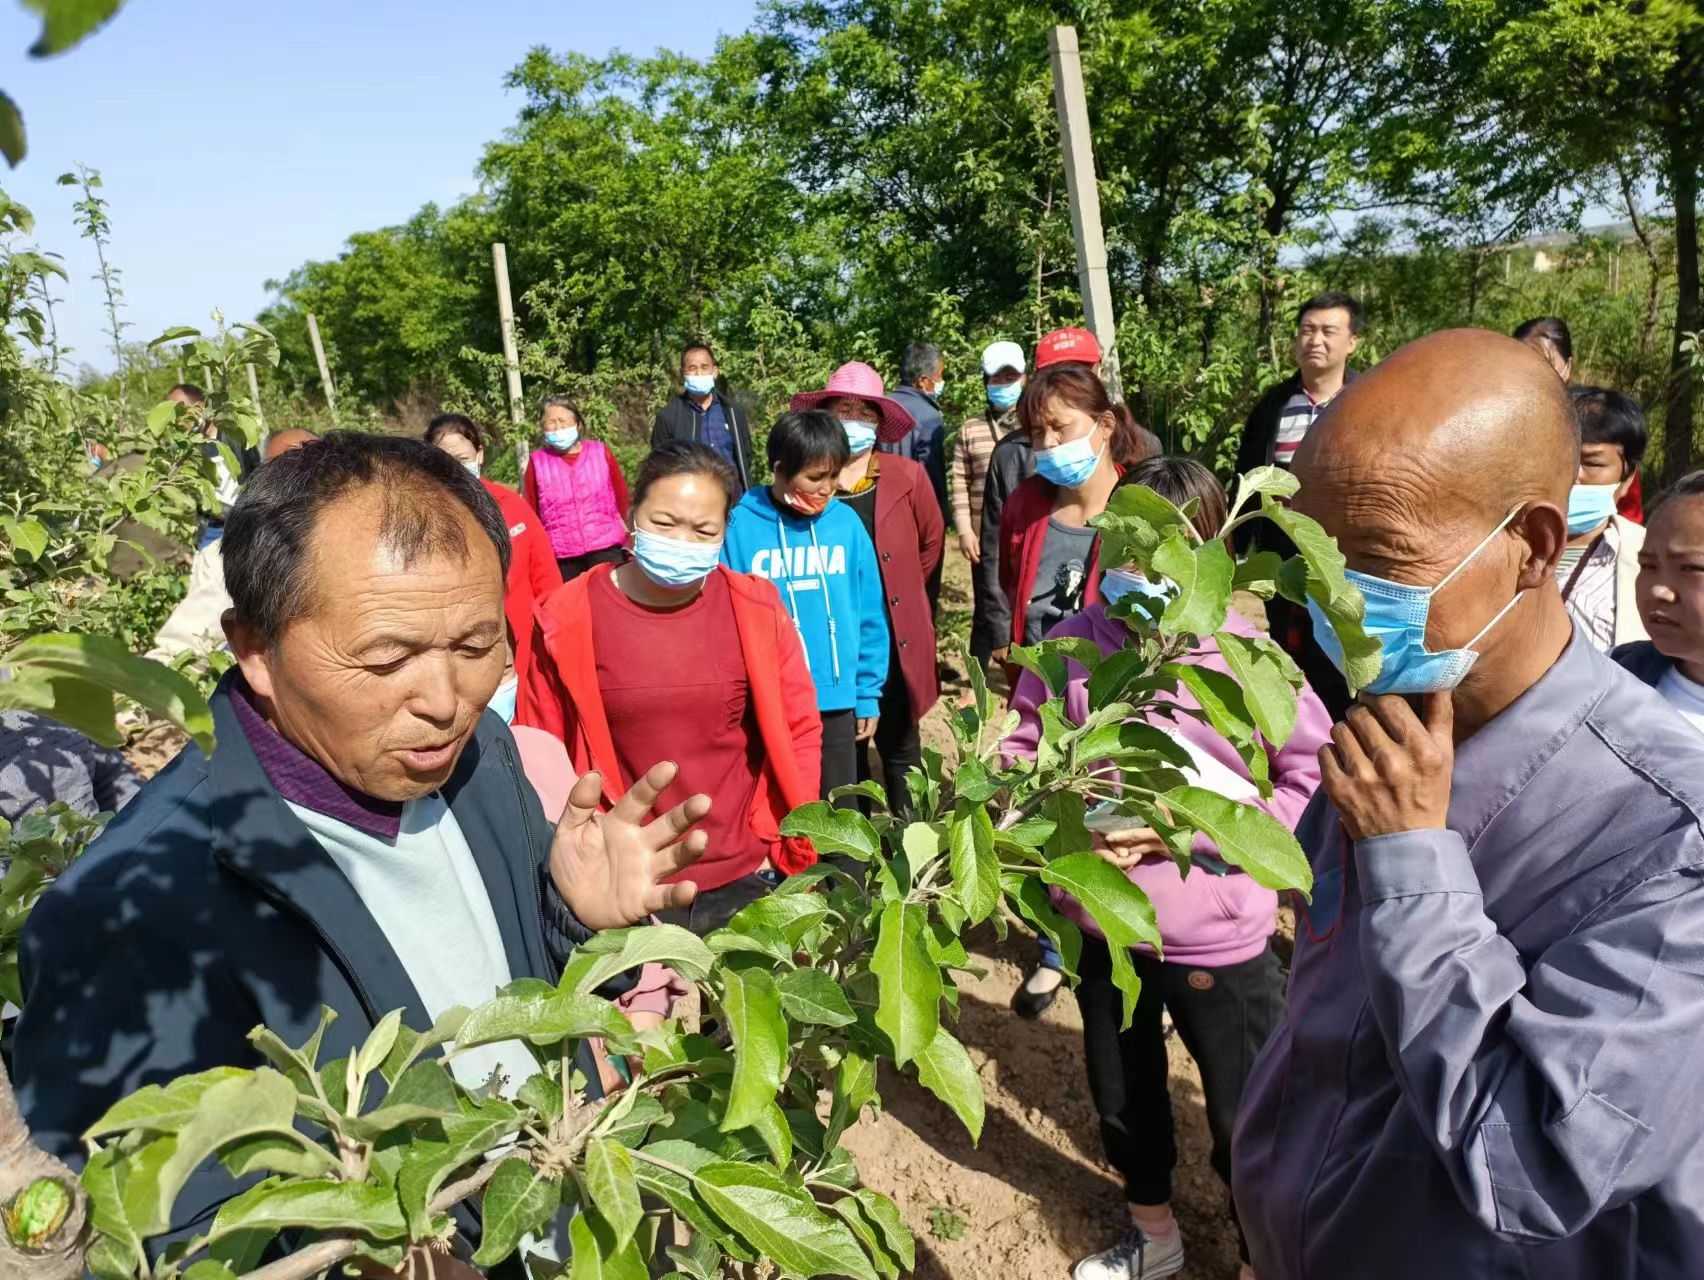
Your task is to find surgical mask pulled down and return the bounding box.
[1308,505,1526,695]
[631,527,723,589]
[487,676,519,725]
[1101,568,1174,611]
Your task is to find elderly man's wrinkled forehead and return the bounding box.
[1292,329,1575,551]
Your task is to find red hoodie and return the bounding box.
[516,564,821,890]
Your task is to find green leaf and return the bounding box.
[379,1005,467,1085]
[829,1198,900,1280]
[142,1069,301,1236]
[1232,550,1285,599]
[1040,854,1162,951]
[1233,464,1300,507]
[729,891,829,945]
[145,399,181,431]
[355,1009,403,1078]
[776,967,857,1027]
[694,1163,879,1280]
[706,922,794,966]
[395,1103,521,1236]
[1003,872,1081,981]
[3,516,46,560]
[853,1188,915,1271]
[216,1131,339,1179]
[1006,642,1068,697]
[472,1158,560,1266]
[568,1209,648,1280]
[0,633,213,754]
[829,779,890,808]
[1159,785,1313,893]
[1215,631,1298,748]
[947,802,999,924]
[745,1097,794,1167]
[951,756,999,803]
[517,1072,564,1123]
[456,988,632,1049]
[183,1262,240,1280]
[81,1066,248,1141]
[24,0,127,57]
[718,966,788,1132]
[1102,479,1196,537]
[1153,534,1234,637]
[779,801,882,861]
[1041,790,1091,860]
[566,922,714,990]
[583,1138,644,1250]
[147,325,201,347]
[79,1148,143,1278]
[1162,662,1256,746]
[828,1050,878,1146]
[1261,497,1382,691]
[633,1147,754,1263]
[207,1177,406,1246]
[0,91,24,167]
[871,901,940,1067]
[913,1025,985,1143]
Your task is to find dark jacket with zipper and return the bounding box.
[13,673,593,1258]
[651,389,756,492]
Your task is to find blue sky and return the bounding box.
[0,0,759,376]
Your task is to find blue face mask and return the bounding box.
[632,526,723,589]
[1035,431,1105,489]
[1307,505,1526,695]
[684,373,717,397]
[543,427,579,452]
[1101,568,1174,611]
[1566,483,1619,537]
[987,379,1023,411]
[462,460,481,479]
[487,676,518,725]
[841,418,878,456]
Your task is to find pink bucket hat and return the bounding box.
[789,361,916,443]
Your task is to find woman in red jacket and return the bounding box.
[424,413,562,692]
[517,442,822,934]
[791,361,944,812]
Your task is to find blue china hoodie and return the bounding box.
[722,485,889,717]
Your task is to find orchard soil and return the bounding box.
[120,543,1291,1280]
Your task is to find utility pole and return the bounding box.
[305,313,337,419]
[245,362,267,451]
[1048,25,1122,401]
[491,242,529,479]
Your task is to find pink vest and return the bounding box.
[530,441,627,558]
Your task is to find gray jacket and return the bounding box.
[0,711,140,822]
[1234,632,1704,1279]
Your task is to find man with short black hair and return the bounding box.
[883,341,949,517]
[1557,385,1648,651]
[16,432,711,1258]
[650,341,755,492]
[1234,291,1364,717]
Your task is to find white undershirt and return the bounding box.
[1657,666,1704,739]
[286,792,532,1094]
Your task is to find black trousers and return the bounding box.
[858,667,921,814]
[556,544,626,581]
[1077,937,1284,1240]
[656,868,783,936]
[820,709,859,804]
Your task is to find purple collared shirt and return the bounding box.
[229,678,403,839]
[1232,632,1704,1278]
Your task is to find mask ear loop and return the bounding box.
[1432,503,1528,653]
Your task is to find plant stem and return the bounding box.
[627,1145,696,1181]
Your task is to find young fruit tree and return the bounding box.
[0,465,1374,1279]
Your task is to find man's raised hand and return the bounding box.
[548,761,708,931]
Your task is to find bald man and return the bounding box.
[1231,331,1704,1279]
[148,429,319,663]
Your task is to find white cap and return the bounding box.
[980,340,1026,376]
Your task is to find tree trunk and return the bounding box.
[1665,124,1700,486]
[0,1054,89,1280]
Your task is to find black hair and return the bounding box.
[223,432,510,644]
[1295,292,1363,336]
[766,409,851,478]
[538,395,581,424]
[1666,470,1704,501]
[1514,316,1573,363]
[634,442,740,515]
[424,412,485,452]
[169,382,206,404]
[680,342,717,372]
[1113,456,1228,540]
[900,341,942,385]
[1570,386,1647,475]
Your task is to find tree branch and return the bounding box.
[0,1054,90,1280]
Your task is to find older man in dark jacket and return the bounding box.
[14,434,709,1260]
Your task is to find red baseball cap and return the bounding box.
[1035,326,1103,369]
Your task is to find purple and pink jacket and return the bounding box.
[1003,603,1331,969]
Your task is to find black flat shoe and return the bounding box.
[1011,971,1062,1019]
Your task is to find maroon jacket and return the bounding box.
[871,454,945,721]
